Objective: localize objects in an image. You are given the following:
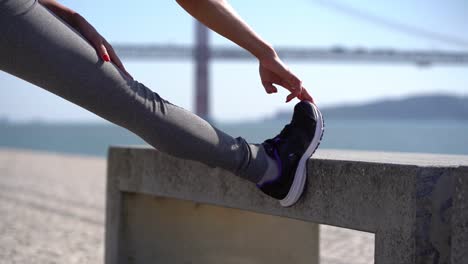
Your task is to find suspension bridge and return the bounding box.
[113,21,468,120]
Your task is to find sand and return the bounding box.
[0,148,373,264]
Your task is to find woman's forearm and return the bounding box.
[176,0,276,60]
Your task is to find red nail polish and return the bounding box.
[102,54,110,62]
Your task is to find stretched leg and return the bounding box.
[0,0,271,183]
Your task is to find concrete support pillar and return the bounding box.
[105,147,468,264]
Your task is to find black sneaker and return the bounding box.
[257,101,324,207]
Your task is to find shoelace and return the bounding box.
[263,124,294,156]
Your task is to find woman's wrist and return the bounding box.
[252,42,277,62]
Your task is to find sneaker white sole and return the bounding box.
[280,102,324,207]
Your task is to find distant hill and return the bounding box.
[275,94,468,120]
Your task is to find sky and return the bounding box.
[1,0,467,122]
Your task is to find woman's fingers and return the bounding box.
[105,42,133,79]
[72,15,133,79]
[260,57,315,103]
[275,67,302,102]
[286,92,296,103]
[87,33,110,62]
[273,58,302,92]
[262,81,278,94]
[287,74,302,92]
[281,78,302,103]
[299,86,314,103]
[97,41,110,62]
[93,38,133,79]
[286,88,302,103]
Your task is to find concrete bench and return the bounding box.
[105,147,468,264]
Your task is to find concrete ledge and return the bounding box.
[105,147,468,264]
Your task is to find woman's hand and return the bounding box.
[39,0,132,79]
[259,54,314,103]
[71,14,132,79]
[176,0,314,104]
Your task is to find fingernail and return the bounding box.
[102,54,110,62]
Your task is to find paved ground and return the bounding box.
[0,148,374,264]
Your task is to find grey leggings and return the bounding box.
[0,0,269,183]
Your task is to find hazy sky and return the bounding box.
[1,0,467,122]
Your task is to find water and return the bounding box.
[219,119,468,155]
[1,119,467,157]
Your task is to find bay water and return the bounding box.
[0,119,467,157]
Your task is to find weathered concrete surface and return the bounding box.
[0,148,374,264]
[316,149,468,167]
[452,166,468,263]
[106,148,320,264]
[106,147,468,264]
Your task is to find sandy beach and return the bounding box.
[0,148,373,264]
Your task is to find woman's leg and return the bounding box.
[0,0,273,183]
